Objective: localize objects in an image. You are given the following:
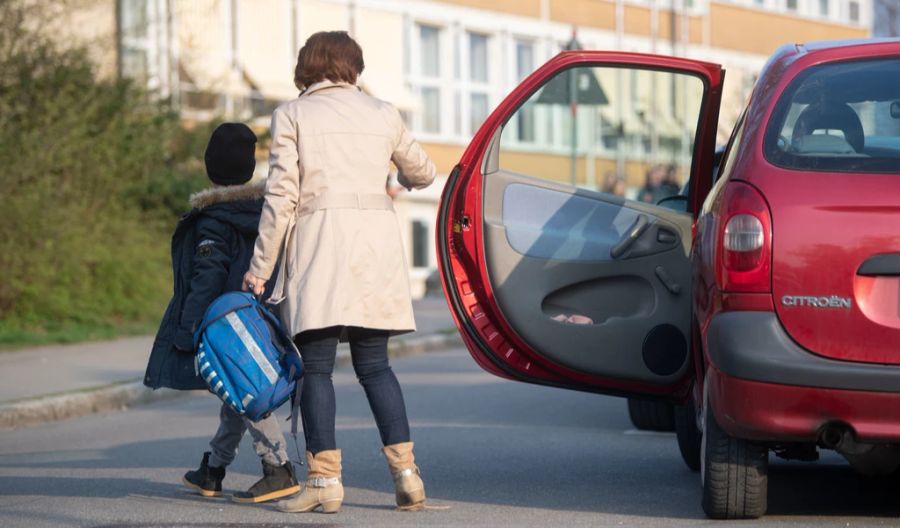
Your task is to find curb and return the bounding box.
[0,331,462,430]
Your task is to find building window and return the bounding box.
[515,39,536,142]
[848,0,860,22]
[469,33,488,82]
[415,24,443,134]
[470,92,489,134]
[411,220,429,268]
[466,31,491,135]
[516,39,534,81]
[118,0,151,84]
[420,25,440,77]
[420,87,440,133]
[117,0,174,97]
[785,0,798,10]
[819,0,829,16]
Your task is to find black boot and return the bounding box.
[232,460,300,504]
[183,452,226,498]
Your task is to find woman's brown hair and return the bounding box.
[294,31,365,90]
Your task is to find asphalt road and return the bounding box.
[2,347,900,527]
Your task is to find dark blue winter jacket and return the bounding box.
[144,182,270,390]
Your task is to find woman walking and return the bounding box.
[243,31,436,514]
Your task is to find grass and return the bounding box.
[0,319,158,351]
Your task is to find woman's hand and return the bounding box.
[243,271,267,296]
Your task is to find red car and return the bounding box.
[437,40,900,519]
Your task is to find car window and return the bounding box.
[498,66,706,205]
[765,58,900,173]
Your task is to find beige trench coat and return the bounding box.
[249,80,436,338]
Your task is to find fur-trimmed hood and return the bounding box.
[189,180,266,210]
[187,180,266,236]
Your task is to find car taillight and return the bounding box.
[717,182,772,292]
[724,215,764,270]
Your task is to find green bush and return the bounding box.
[0,2,211,343]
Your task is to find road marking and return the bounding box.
[623,429,676,437]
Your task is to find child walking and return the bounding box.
[144,123,300,503]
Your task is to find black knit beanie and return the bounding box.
[204,123,257,186]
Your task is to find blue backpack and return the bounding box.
[193,292,302,421]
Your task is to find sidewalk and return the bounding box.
[0,297,459,428]
[0,336,156,403]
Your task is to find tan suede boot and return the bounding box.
[383,442,425,511]
[276,450,344,514]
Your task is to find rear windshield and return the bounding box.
[765,58,900,173]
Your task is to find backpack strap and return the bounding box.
[256,293,304,465]
[289,377,305,466]
[192,295,254,349]
[255,298,302,378]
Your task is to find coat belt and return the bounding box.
[269,192,395,306]
[297,192,394,216]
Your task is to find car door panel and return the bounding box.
[485,169,693,381]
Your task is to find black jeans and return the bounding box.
[295,326,411,454]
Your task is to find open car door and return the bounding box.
[437,51,723,399]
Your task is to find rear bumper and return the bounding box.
[706,311,900,392]
[706,311,900,442]
[708,366,900,442]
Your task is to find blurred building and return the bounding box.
[874,0,899,36]
[61,0,871,297]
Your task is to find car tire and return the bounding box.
[701,402,768,519]
[627,398,675,431]
[674,398,701,471]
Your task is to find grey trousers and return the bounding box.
[208,403,290,468]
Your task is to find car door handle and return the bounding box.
[610,214,650,259]
[858,254,900,276]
